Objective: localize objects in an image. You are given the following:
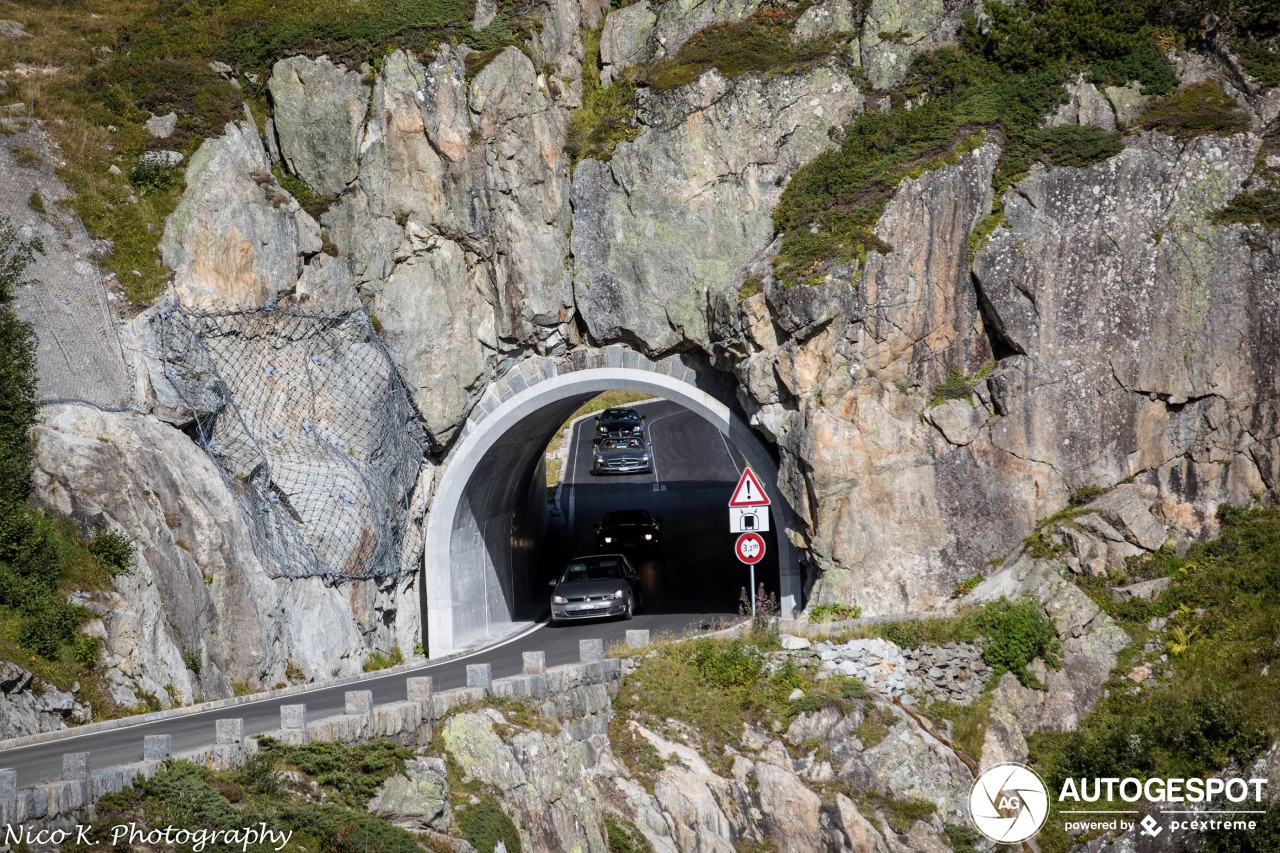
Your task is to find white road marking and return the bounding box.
[644,408,682,491]
[568,420,583,530]
[718,430,741,476]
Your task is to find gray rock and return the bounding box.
[269,56,369,196]
[1045,76,1117,131]
[369,756,450,830]
[573,65,863,354]
[1112,577,1173,602]
[599,2,657,85]
[30,404,422,702]
[139,150,184,169]
[160,121,305,309]
[780,634,812,650]
[0,19,28,38]
[145,112,178,139]
[1088,484,1168,552]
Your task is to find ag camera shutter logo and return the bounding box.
[969,763,1051,843]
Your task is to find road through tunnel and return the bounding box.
[423,354,801,657]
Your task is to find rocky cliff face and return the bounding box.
[9,0,1280,722]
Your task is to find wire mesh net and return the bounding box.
[158,300,425,581]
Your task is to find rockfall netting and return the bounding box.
[158,301,424,581]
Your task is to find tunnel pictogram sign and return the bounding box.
[735,532,767,565]
[728,468,770,507]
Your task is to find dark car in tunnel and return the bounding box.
[549,554,644,625]
[594,407,646,439]
[595,509,661,552]
[592,435,652,474]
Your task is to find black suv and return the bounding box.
[594,407,646,439]
[595,509,662,551]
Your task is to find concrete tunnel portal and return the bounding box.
[423,363,802,657]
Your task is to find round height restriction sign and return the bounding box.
[735,532,766,565]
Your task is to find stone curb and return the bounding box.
[0,621,542,754]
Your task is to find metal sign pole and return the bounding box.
[750,564,756,617]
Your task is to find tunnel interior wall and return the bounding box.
[446,397,588,648]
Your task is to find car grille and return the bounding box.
[566,593,617,603]
[603,457,644,468]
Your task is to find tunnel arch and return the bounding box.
[424,346,801,657]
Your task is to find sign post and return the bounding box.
[729,469,771,615]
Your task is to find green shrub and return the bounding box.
[1237,40,1280,91]
[128,159,182,195]
[605,813,653,853]
[808,602,862,622]
[976,598,1061,688]
[1138,80,1252,137]
[928,362,996,406]
[691,638,763,688]
[456,795,522,853]
[89,528,133,576]
[1068,484,1107,506]
[1214,188,1280,232]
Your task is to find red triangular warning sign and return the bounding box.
[729,468,770,507]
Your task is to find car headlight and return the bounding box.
[603,536,612,543]
[644,533,652,540]
[612,589,625,599]
[642,454,650,461]
[551,595,567,605]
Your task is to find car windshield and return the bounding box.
[601,438,642,450]
[600,408,639,421]
[603,510,651,525]
[559,560,625,583]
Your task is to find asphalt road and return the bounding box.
[2,398,776,786]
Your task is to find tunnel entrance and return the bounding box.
[423,352,800,657]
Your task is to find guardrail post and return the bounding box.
[345,690,373,738]
[626,629,650,648]
[522,651,546,674]
[466,663,491,690]
[143,734,172,760]
[407,676,433,706]
[216,719,244,746]
[579,639,604,663]
[0,769,16,827]
[62,752,91,783]
[280,704,308,743]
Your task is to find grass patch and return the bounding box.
[1029,506,1280,853]
[1137,79,1252,138]
[925,687,995,761]
[859,791,937,834]
[807,602,862,623]
[611,637,869,775]
[567,25,641,163]
[66,744,428,853]
[362,644,404,672]
[639,7,846,92]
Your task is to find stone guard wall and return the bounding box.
[0,635,647,840]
